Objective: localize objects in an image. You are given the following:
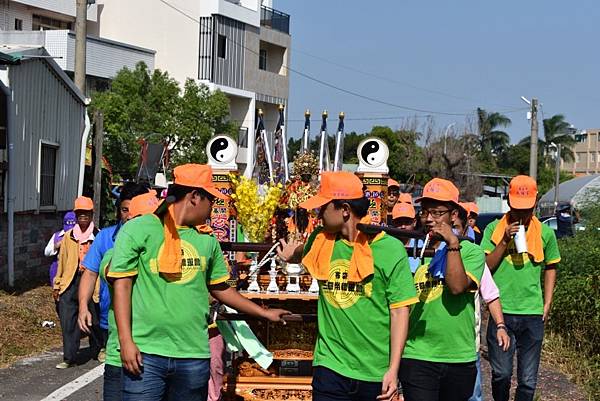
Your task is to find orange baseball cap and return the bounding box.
[398,193,413,204]
[392,202,416,219]
[388,178,400,189]
[173,164,228,200]
[509,175,537,209]
[416,178,459,205]
[299,171,364,210]
[459,202,470,214]
[73,196,94,211]
[467,202,479,216]
[128,191,160,219]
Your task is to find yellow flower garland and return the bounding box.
[230,175,283,243]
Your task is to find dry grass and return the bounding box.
[542,331,600,401]
[0,286,63,368]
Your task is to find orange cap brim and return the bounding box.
[415,195,459,206]
[299,194,332,210]
[509,196,536,210]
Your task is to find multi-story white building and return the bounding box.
[561,129,600,176]
[97,0,291,175]
[0,0,156,94]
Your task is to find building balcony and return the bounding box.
[260,6,289,34]
[13,0,98,21]
[0,30,155,81]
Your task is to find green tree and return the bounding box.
[476,107,512,156]
[91,62,236,179]
[519,114,576,165]
[369,126,425,183]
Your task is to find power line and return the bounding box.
[157,0,506,117]
[292,48,517,109]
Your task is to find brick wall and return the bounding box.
[0,211,65,290]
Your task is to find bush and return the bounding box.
[547,205,600,397]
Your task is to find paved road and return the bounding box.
[0,344,103,401]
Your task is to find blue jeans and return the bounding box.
[486,314,544,401]
[312,366,382,401]
[122,353,210,401]
[468,353,483,401]
[103,364,122,401]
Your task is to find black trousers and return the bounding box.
[58,272,103,363]
[400,358,477,401]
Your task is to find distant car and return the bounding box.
[541,216,586,233]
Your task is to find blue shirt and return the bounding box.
[407,238,424,273]
[82,223,121,329]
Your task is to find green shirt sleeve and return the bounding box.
[542,226,561,265]
[303,226,323,257]
[385,245,418,309]
[108,221,143,278]
[480,220,498,254]
[460,242,485,288]
[207,236,230,285]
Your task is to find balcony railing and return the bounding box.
[260,6,290,34]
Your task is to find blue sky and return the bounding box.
[276,0,600,143]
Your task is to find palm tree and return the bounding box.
[477,108,511,156]
[543,114,576,163]
[519,114,576,164]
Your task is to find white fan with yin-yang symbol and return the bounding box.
[356,137,389,174]
[206,135,238,170]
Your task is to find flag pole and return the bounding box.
[319,110,330,173]
[301,109,310,153]
[333,112,345,172]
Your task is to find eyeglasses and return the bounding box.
[421,209,451,218]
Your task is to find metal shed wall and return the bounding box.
[8,58,85,212]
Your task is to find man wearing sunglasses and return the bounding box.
[400,178,485,401]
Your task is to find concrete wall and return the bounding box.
[243,24,289,100]
[97,0,201,85]
[0,211,64,289]
[12,0,97,21]
[0,1,33,30]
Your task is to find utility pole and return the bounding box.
[93,111,104,227]
[529,98,539,181]
[74,0,87,93]
[554,144,561,211]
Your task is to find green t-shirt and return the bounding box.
[403,240,485,363]
[98,249,121,368]
[108,214,230,359]
[481,219,561,315]
[305,227,418,382]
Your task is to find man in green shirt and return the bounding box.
[109,164,289,401]
[482,175,560,401]
[278,171,417,401]
[400,178,485,401]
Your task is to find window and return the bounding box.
[32,15,72,31]
[14,19,22,30]
[40,144,57,207]
[591,152,596,163]
[217,35,227,59]
[259,49,267,70]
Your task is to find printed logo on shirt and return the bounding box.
[321,259,372,309]
[413,264,444,303]
[503,241,530,266]
[152,240,207,284]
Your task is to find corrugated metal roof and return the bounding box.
[540,174,600,208]
[0,45,86,104]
